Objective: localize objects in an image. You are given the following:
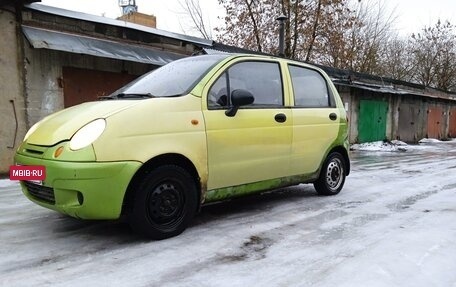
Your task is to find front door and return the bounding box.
[203,60,292,191]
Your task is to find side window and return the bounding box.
[229,61,283,107]
[207,61,283,109]
[208,73,228,108]
[289,65,332,108]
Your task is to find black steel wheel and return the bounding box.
[128,165,198,239]
[314,152,346,196]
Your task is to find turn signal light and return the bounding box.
[54,146,64,158]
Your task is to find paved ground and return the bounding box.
[1,141,456,287]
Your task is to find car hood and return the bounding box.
[26,100,142,146]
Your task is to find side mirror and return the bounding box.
[225,89,254,117]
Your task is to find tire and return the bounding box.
[128,165,198,240]
[314,152,346,196]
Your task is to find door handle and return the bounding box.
[329,113,338,121]
[275,113,287,123]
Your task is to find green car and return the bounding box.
[15,54,350,239]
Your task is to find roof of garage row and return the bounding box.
[20,3,213,66]
[22,25,185,66]
[25,3,213,47]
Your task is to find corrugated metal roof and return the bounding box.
[204,43,271,56]
[22,25,184,66]
[203,47,231,55]
[24,3,213,47]
[334,81,456,101]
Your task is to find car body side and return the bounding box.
[15,54,349,220]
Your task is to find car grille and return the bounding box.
[23,181,55,204]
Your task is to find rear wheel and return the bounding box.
[314,152,346,196]
[128,165,198,239]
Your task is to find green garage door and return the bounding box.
[358,100,388,143]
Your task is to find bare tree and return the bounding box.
[178,0,212,39]
[346,0,397,73]
[435,41,456,91]
[433,22,456,91]
[409,20,456,90]
[215,0,456,92]
[305,0,322,62]
[311,0,360,68]
[378,37,415,82]
[216,0,396,70]
[216,0,277,52]
[217,0,357,61]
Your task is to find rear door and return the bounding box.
[203,59,292,190]
[287,64,341,175]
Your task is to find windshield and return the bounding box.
[107,54,229,98]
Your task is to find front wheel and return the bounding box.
[128,165,198,239]
[314,152,346,196]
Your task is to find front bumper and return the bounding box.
[15,153,141,219]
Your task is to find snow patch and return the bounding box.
[419,138,456,144]
[351,141,408,152]
[351,138,456,153]
[419,138,443,144]
[0,179,18,188]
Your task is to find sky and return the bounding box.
[394,0,456,35]
[39,0,456,38]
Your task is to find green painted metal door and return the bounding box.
[358,100,388,143]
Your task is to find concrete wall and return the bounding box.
[0,8,27,174]
[337,85,358,143]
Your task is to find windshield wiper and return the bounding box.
[99,93,155,100]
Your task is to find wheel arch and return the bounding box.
[121,153,202,215]
[327,145,350,176]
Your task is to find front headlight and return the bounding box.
[70,119,106,151]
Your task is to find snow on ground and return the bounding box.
[351,138,456,152]
[418,138,455,144]
[351,140,408,152]
[0,179,18,188]
[1,141,456,287]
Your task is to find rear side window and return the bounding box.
[288,65,333,108]
[208,61,283,108]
